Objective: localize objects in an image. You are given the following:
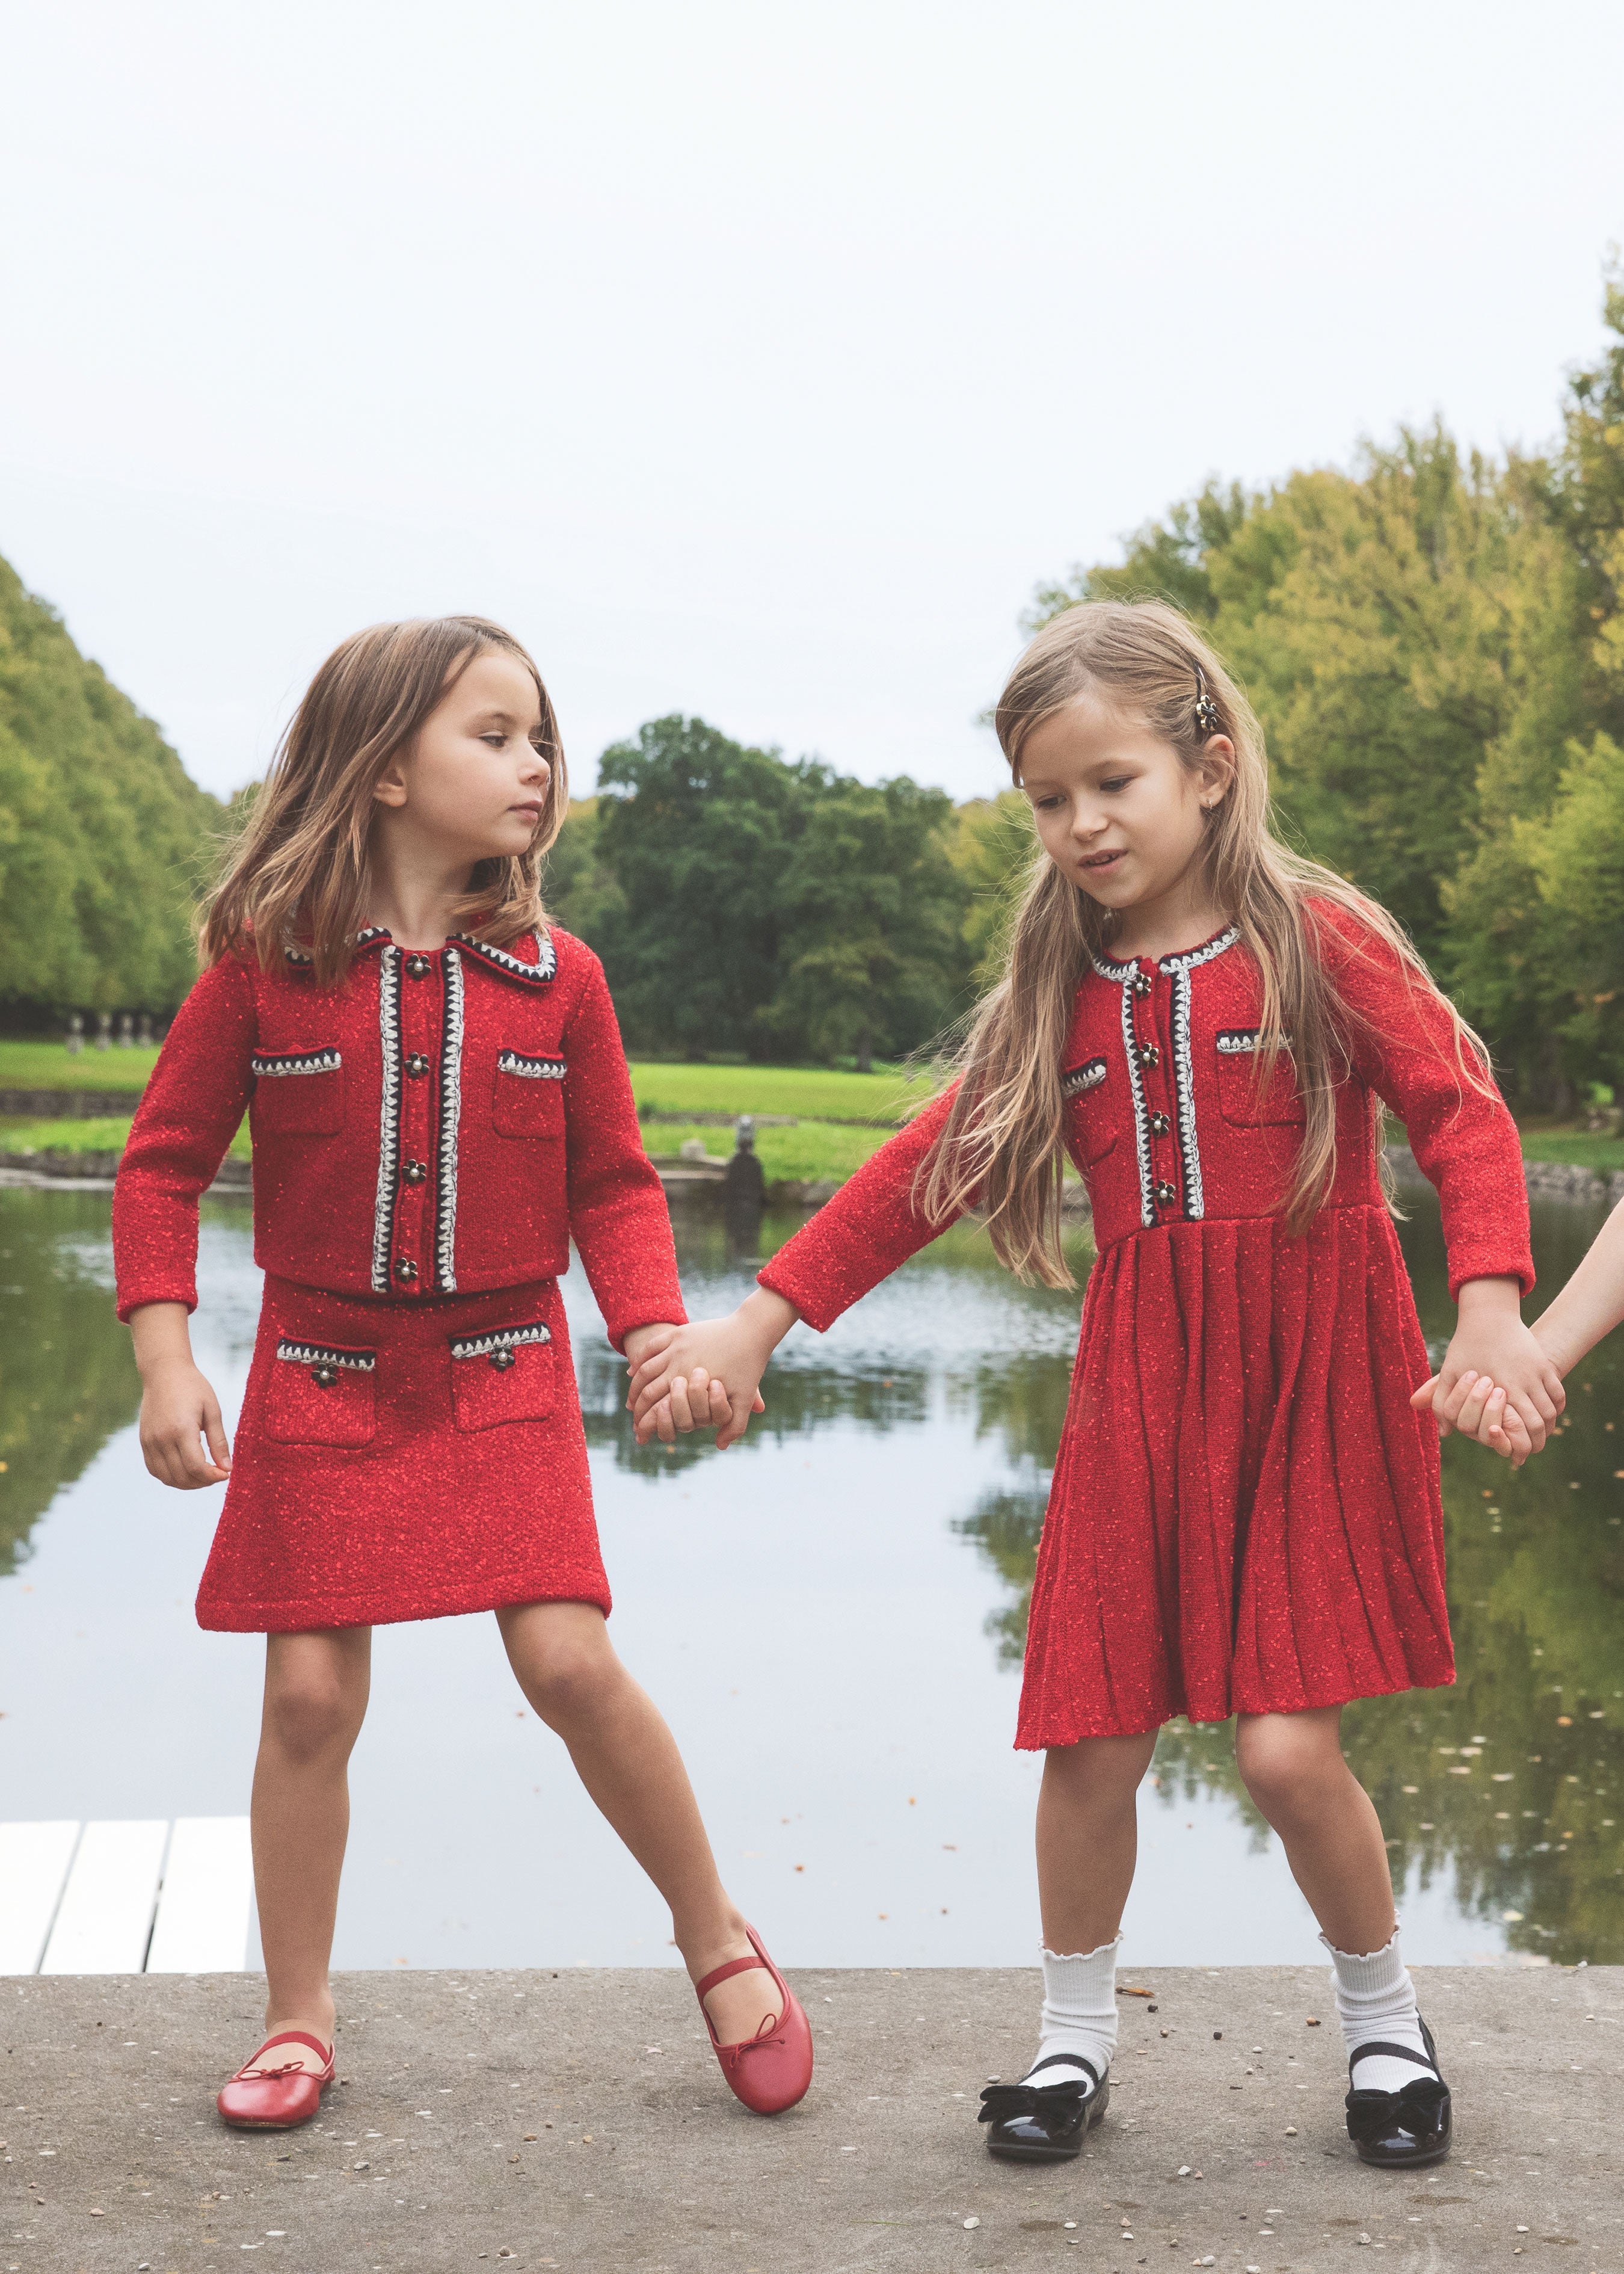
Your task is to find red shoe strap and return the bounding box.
[694,1953,772,2001]
[245,2029,332,2070]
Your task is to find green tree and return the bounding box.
[762,777,970,1068]
[0,553,223,1018]
[540,797,627,945]
[950,790,1036,985]
[592,715,829,1058]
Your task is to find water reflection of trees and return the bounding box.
[951,1188,1624,1964]
[0,1189,142,1573]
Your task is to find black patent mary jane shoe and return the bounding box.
[1344,2018,1452,2169]
[979,2054,1109,2163]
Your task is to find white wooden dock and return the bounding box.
[0,1817,253,1974]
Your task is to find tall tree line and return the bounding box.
[0,554,224,1020]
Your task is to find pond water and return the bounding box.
[1,1180,1620,1974]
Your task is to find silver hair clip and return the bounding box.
[1193,665,1221,738]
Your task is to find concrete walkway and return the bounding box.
[3,1967,1619,2274]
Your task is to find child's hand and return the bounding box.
[1408,1275,1564,1462]
[1410,1369,1533,1464]
[627,1292,796,1450]
[138,1360,232,1488]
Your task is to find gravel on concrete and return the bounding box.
[2,1965,1618,2274]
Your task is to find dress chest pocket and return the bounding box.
[450,1319,555,1431]
[265,1339,377,1447]
[1062,1057,1118,1165]
[251,1047,344,1136]
[1215,1031,1305,1129]
[492,1050,567,1138]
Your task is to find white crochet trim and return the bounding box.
[371,946,402,1293]
[1169,965,1204,1220]
[276,1339,376,1372]
[251,1047,340,1077]
[450,929,558,984]
[449,1319,552,1361]
[1061,1057,1107,1100]
[433,948,464,1294]
[497,1049,567,1080]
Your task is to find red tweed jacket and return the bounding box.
[112,926,684,1351]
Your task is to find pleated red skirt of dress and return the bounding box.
[1016,1203,1455,1746]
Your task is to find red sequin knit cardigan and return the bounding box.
[112,925,685,1349]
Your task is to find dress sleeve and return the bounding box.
[755,1085,964,1331]
[561,951,687,1351]
[112,955,259,1321]
[1315,902,1534,1301]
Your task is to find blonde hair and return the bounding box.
[201,616,567,985]
[920,598,1491,1284]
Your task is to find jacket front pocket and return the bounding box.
[265,1337,377,1447]
[1215,1031,1305,1129]
[492,1050,567,1138]
[251,1047,344,1136]
[1062,1056,1118,1165]
[450,1318,555,1431]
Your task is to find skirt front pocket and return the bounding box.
[449,1317,555,1431]
[266,1337,378,1447]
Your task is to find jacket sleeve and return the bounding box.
[561,952,687,1350]
[112,955,259,1321]
[1315,902,1534,1301]
[755,1085,964,1331]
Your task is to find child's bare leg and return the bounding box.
[251,1627,372,2056]
[989,1730,1160,2109]
[498,1601,780,2045]
[1036,1731,1160,1952]
[1232,1706,1394,1951]
[1235,1704,1445,2134]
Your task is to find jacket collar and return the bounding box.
[285,927,556,985]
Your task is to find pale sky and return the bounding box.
[2,0,1622,806]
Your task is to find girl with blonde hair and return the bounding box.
[628,598,1560,2169]
[114,617,811,2127]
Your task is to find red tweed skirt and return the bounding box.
[1016,1205,1455,1746]
[196,1275,609,1634]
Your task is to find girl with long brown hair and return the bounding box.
[113,617,812,2128]
[627,598,1561,2171]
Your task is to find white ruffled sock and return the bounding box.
[1020,1938,1119,2092]
[1321,1926,1434,2094]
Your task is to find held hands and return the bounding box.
[623,1290,798,1450]
[1409,1275,1566,1468]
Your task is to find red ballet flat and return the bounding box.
[694,1924,813,2115]
[216,2030,335,2130]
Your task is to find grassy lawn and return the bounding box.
[0,1039,159,1091]
[1517,1128,1624,1174]
[628,1061,930,1125]
[0,1114,253,1161]
[0,1039,929,1125]
[645,1120,893,1185]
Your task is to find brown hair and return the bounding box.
[200,616,567,984]
[920,598,1492,1284]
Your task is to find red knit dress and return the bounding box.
[758,905,1533,1744]
[112,926,684,1634]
